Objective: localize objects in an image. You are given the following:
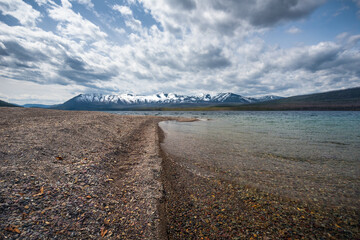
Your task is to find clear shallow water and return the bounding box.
[112,111,360,208]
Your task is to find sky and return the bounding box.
[0,0,360,104]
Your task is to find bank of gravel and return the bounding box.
[0,107,188,239]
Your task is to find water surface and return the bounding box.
[113,111,360,208]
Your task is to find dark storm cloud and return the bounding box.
[213,0,325,27]
[14,62,32,68]
[287,46,340,72]
[65,56,86,71]
[57,55,117,85]
[272,42,360,77]
[164,22,183,35]
[248,0,324,27]
[192,47,231,69]
[152,0,326,36]
[1,41,47,62]
[168,0,196,11]
[133,70,152,80]
[58,69,115,84]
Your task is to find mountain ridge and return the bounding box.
[55,92,282,110]
[0,100,20,108]
[192,87,360,111]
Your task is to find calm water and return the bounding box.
[112,111,360,208]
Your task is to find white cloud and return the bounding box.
[74,0,93,8]
[127,0,137,5]
[34,0,48,6]
[112,5,144,33]
[47,2,107,41]
[114,27,126,34]
[113,5,132,16]
[61,0,72,9]
[287,26,302,34]
[0,0,41,26]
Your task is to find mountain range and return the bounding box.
[1,87,359,111]
[230,87,360,111]
[54,92,282,110]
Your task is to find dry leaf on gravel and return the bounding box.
[5,225,21,234]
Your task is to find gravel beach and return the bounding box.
[0,107,182,239]
[1,107,359,239]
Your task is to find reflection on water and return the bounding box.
[114,111,360,209]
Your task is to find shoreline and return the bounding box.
[0,107,189,239]
[1,107,359,239]
[158,120,360,239]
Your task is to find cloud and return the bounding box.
[112,5,144,33]
[47,2,107,41]
[140,0,325,37]
[65,56,85,71]
[167,0,196,11]
[114,27,126,34]
[0,19,112,86]
[333,6,350,17]
[0,0,359,104]
[287,26,302,34]
[0,0,41,26]
[61,0,72,9]
[190,46,231,69]
[74,0,94,8]
[353,0,360,17]
[235,39,360,95]
[113,5,132,16]
[34,0,48,6]
[247,0,326,27]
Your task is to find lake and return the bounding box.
[112,111,360,209]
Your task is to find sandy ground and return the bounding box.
[0,107,183,239]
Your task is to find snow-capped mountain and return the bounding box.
[57,92,282,110]
[254,95,283,102]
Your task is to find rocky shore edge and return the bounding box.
[0,107,193,239]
